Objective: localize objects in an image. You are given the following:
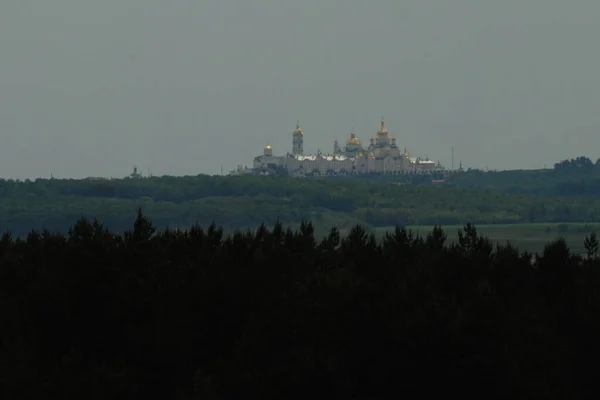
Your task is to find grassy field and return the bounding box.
[375,223,600,255]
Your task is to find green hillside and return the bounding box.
[2,174,600,238]
[446,157,600,196]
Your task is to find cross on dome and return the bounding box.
[378,117,388,134]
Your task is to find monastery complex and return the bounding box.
[231,119,445,177]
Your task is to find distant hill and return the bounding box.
[329,157,600,198]
[2,172,600,237]
[447,159,600,197]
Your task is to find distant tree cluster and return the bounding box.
[2,212,600,398]
[554,156,599,170]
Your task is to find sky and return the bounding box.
[1,0,599,179]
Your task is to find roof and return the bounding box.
[409,157,436,165]
[292,154,349,162]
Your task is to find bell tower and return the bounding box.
[292,120,304,156]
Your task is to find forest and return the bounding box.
[2,164,600,238]
[447,156,600,196]
[1,211,600,398]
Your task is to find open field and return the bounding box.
[375,222,600,255]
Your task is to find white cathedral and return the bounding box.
[231,119,445,177]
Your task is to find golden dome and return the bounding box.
[377,118,388,135]
[264,145,272,151]
[347,137,361,145]
[294,121,303,135]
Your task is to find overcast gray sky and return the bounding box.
[1,0,599,179]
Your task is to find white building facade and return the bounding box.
[243,120,445,177]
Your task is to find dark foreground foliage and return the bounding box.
[2,210,600,399]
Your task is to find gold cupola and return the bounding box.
[264,145,273,156]
[377,117,388,136]
[346,128,361,146]
[294,120,303,135]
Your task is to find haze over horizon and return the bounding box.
[1,0,599,179]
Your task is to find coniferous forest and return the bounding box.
[2,210,600,398]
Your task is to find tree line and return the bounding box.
[2,174,600,237]
[1,211,600,398]
[554,156,600,170]
[448,156,600,197]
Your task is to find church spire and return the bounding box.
[378,116,388,134]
